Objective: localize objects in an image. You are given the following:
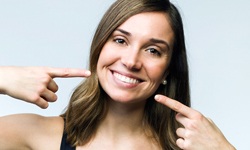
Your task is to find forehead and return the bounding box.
[116,12,174,47]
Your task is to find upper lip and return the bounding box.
[110,69,145,82]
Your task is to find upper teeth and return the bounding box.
[114,72,139,84]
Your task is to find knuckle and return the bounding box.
[29,94,40,103]
[192,111,203,120]
[173,101,183,111]
[184,140,192,149]
[41,75,51,84]
[37,86,47,94]
[184,130,192,139]
[62,68,70,77]
[186,121,198,129]
[186,114,205,129]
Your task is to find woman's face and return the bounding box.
[97,12,174,104]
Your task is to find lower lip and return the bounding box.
[111,71,140,88]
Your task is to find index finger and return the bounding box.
[46,67,91,78]
[154,94,197,119]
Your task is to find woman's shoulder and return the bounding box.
[0,113,64,150]
[1,113,63,122]
[0,113,64,133]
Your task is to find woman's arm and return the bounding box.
[0,66,91,108]
[0,66,89,149]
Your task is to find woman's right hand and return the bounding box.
[155,94,236,150]
[0,66,91,109]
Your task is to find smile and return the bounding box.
[113,72,140,84]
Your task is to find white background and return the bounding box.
[0,1,249,149]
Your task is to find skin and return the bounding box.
[154,95,236,150]
[0,12,235,150]
[0,66,91,108]
[97,12,173,105]
[81,12,174,150]
[0,66,91,149]
[0,114,64,150]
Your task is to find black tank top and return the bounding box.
[60,118,76,150]
[60,132,76,150]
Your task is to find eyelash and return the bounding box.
[113,37,162,57]
[146,48,161,57]
[114,38,126,45]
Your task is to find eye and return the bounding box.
[114,38,126,45]
[146,48,161,56]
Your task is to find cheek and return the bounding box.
[146,62,168,82]
[97,46,110,68]
[97,44,119,77]
[96,50,107,78]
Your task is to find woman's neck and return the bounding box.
[79,99,161,150]
[99,99,147,137]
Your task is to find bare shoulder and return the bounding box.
[0,114,64,150]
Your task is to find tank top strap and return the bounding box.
[60,118,76,150]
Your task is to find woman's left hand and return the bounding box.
[154,94,236,150]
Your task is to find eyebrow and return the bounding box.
[116,28,131,36]
[149,38,170,51]
[115,28,171,51]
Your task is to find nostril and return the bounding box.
[122,60,142,71]
[121,55,142,71]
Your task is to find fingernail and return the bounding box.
[154,95,160,100]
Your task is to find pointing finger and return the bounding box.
[154,94,197,118]
[45,67,91,78]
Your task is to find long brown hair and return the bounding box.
[61,0,190,149]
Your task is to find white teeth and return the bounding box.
[114,72,140,84]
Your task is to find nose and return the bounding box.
[121,50,142,71]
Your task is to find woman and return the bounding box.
[0,0,235,149]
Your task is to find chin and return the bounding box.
[107,94,147,105]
